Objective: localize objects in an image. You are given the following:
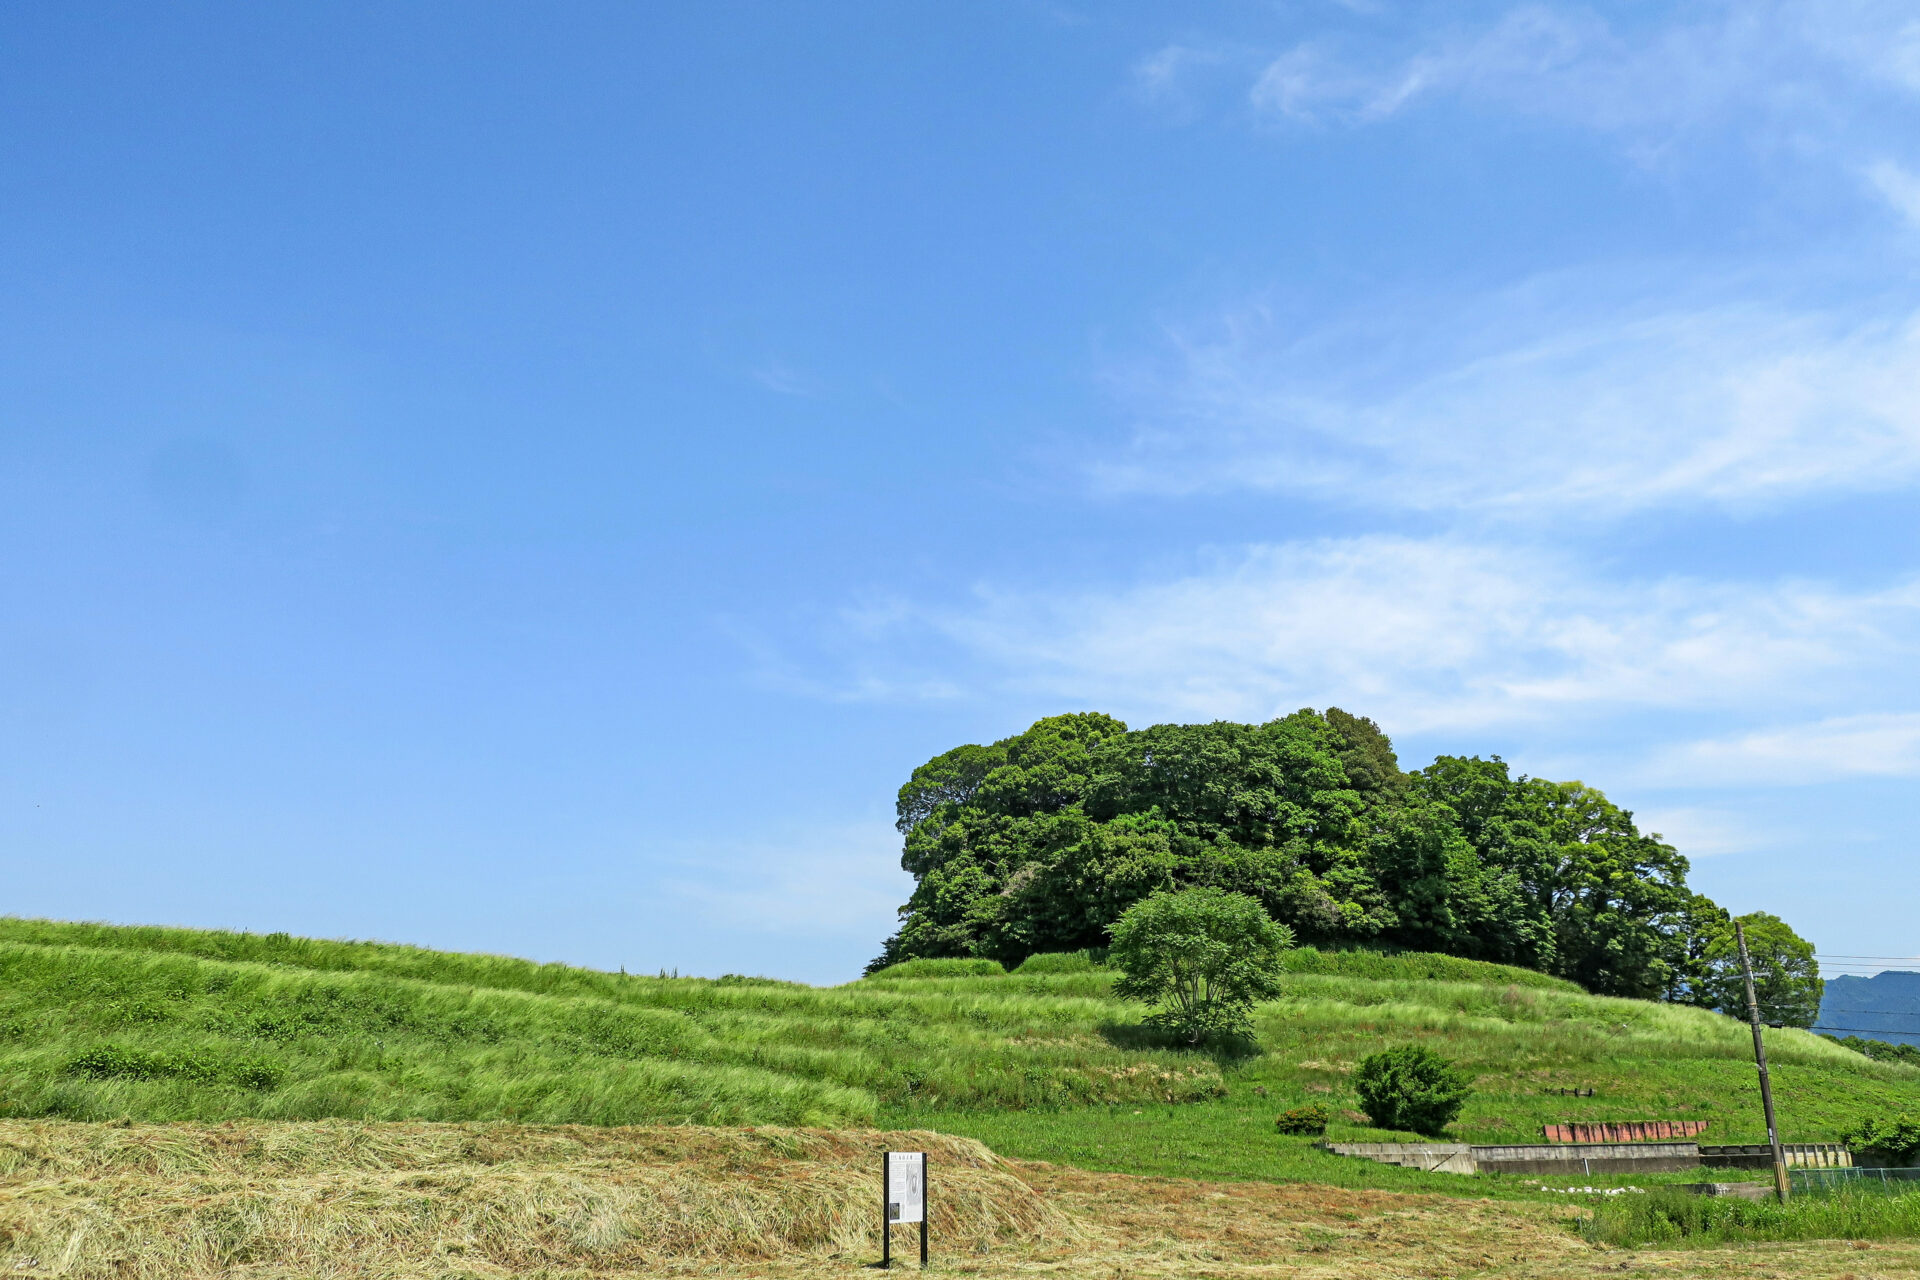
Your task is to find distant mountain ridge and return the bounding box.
[1816,971,1920,1047]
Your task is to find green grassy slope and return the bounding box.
[0,918,1913,1196]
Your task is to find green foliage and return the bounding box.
[1832,1034,1920,1066]
[1280,946,1576,990]
[63,1045,285,1090]
[864,957,1005,979]
[1108,889,1292,1045]
[1353,1045,1472,1135]
[1680,911,1823,1028]
[1843,1113,1920,1162]
[1582,1185,1920,1247]
[876,711,1777,1006]
[1014,950,1106,974]
[1274,1102,1328,1134]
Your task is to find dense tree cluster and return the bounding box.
[1829,1035,1920,1066]
[873,710,1821,1015]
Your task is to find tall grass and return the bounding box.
[1583,1186,1920,1246]
[0,917,1913,1176]
[0,931,1222,1126]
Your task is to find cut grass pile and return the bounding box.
[0,1120,1068,1278]
[0,917,1914,1202]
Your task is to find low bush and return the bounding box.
[1583,1185,1920,1247]
[1843,1113,1920,1163]
[1274,1103,1329,1135]
[1353,1045,1471,1135]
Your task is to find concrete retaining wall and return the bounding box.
[1701,1143,1852,1169]
[1474,1141,1700,1176]
[1323,1142,1477,1174]
[1327,1139,1854,1177]
[1326,1140,1700,1176]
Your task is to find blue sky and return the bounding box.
[4,2,1918,984]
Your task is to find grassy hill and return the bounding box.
[0,918,1914,1197]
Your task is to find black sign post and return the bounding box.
[882,1150,928,1269]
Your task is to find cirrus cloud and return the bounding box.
[799,535,1920,735]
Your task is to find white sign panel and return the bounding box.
[887,1151,925,1224]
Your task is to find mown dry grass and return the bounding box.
[0,1121,1913,1279]
[0,1121,1068,1277]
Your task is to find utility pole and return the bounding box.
[1736,920,1790,1202]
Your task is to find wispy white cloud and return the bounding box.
[1133,44,1223,101]
[1868,160,1920,228]
[1243,1,1920,151]
[1093,296,1920,517]
[1645,712,1920,785]
[750,360,822,397]
[662,819,910,940]
[1630,806,1775,857]
[806,536,1920,732]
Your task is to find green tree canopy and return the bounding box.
[872,710,1801,1005]
[1686,911,1823,1028]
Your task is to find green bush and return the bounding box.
[1274,1103,1329,1135]
[1353,1045,1472,1135]
[865,957,1006,979]
[1843,1113,1920,1163]
[1014,950,1106,975]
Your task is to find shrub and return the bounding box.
[1274,1103,1329,1135]
[1353,1045,1472,1135]
[1843,1113,1920,1163]
[1108,888,1293,1046]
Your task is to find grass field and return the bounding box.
[0,917,1915,1210]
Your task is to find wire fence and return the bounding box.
[1791,1167,1920,1197]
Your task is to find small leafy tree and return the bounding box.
[1107,888,1292,1045]
[1354,1045,1472,1135]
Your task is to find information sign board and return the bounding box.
[882,1149,928,1268]
[887,1151,925,1223]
